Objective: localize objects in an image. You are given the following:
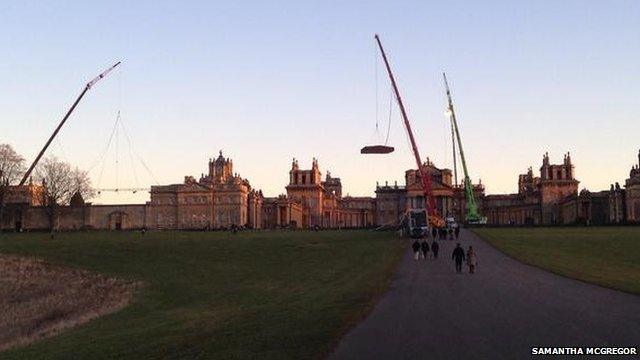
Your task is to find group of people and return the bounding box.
[451,243,477,274]
[411,239,440,260]
[411,227,478,274]
[430,225,460,241]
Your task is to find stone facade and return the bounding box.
[285,158,375,228]
[285,158,326,227]
[4,150,640,231]
[148,151,261,230]
[375,151,637,227]
[539,152,580,223]
[261,195,303,229]
[560,189,621,225]
[2,203,149,231]
[340,196,376,228]
[374,182,406,226]
[1,152,263,231]
[625,150,640,223]
[375,159,458,226]
[1,182,46,230]
[482,152,635,226]
[482,153,579,225]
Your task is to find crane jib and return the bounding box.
[18,61,122,186]
[374,34,440,223]
[443,72,483,223]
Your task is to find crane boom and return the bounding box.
[443,72,484,223]
[450,116,458,186]
[374,34,441,224]
[19,61,121,186]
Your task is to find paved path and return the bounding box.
[330,229,640,359]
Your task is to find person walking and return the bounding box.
[454,225,460,239]
[467,246,478,274]
[431,239,439,259]
[420,240,430,259]
[452,243,466,273]
[412,239,421,260]
[448,227,454,240]
[431,227,437,240]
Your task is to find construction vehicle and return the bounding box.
[443,73,487,224]
[402,209,429,238]
[374,34,445,230]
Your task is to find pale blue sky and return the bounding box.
[1,1,638,204]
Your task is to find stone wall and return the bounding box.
[1,204,149,231]
[88,204,148,230]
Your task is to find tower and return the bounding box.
[286,157,324,227]
[322,171,342,198]
[209,150,233,182]
[539,152,579,223]
[625,149,640,223]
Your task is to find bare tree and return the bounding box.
[35,156,95,231]
[0,144,25,185]
[71,167,96,201]
[0,144,26,227]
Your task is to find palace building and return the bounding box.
[147,152,263,230]
[283,158,375,228]
[2,150,640,231]
[481,152,579,225]
[625,150,640,222]
[375,158,459,226]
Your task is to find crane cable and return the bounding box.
[385,87,393,146]
[115,111,119,191]
[118,115,140,188]
[369,44,382,145]
[91,111,161,194]
[116,112,160,186]
[373,44,394,146]
[92,112,120,192]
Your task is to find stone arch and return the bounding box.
[108,211,129,230]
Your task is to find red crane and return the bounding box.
[374,34,444,228]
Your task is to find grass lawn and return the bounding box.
[0,230,404,359]
[473,227,640,295]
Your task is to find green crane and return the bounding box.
[443,73,486,224]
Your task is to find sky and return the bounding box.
[1,1,638,204]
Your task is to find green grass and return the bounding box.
[473,227,640,295]
[0,230,404,359]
